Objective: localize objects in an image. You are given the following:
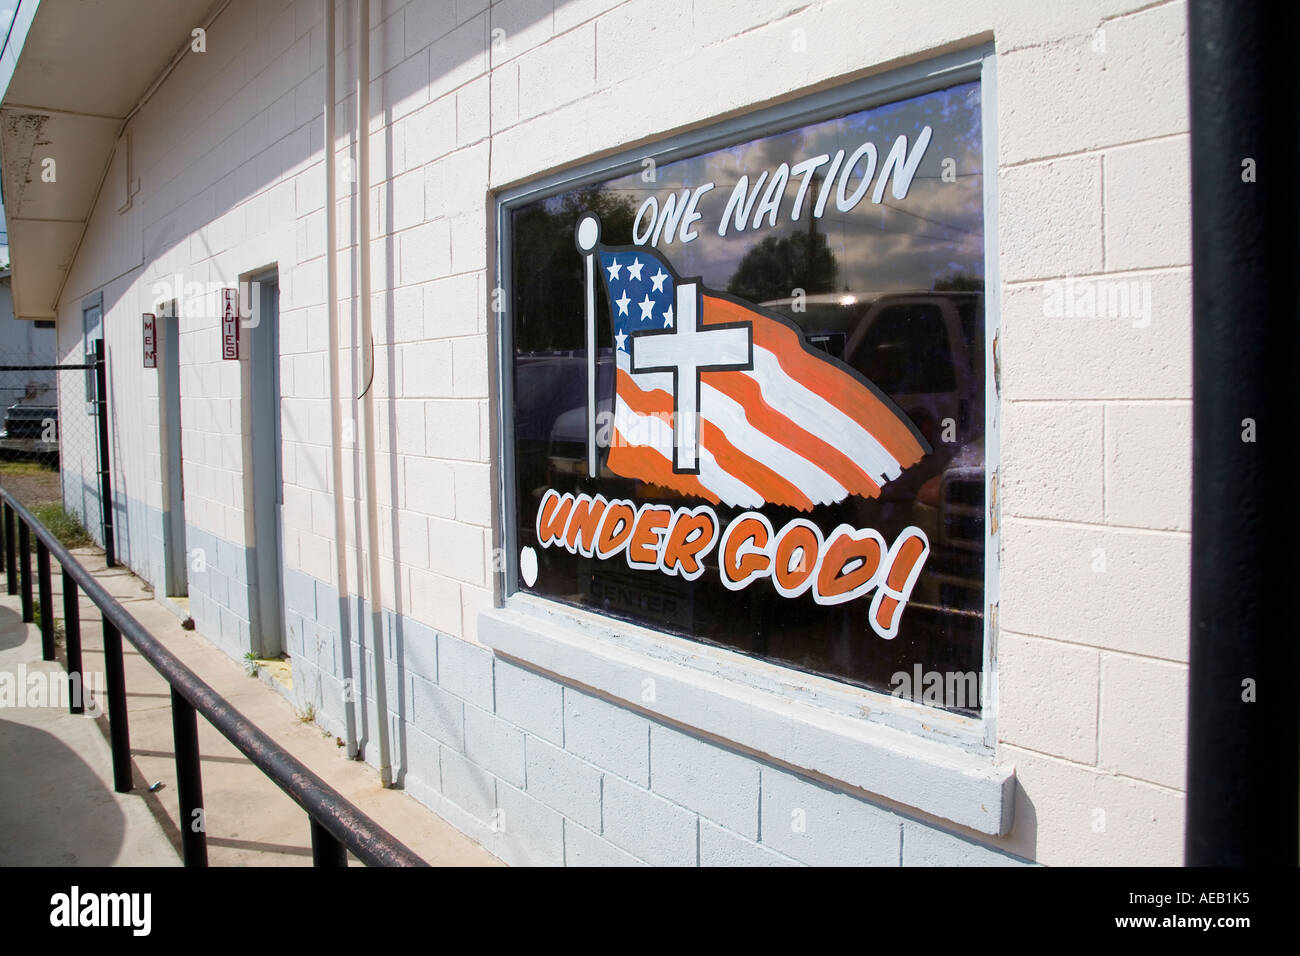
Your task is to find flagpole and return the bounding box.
[576,214,601,480]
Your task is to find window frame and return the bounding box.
[491,45,1001,761]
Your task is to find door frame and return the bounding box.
[241,267,285,658]
[158,298,188,597]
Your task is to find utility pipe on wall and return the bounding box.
[324,0,358,759]
[356,0,393,787]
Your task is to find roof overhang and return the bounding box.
[0,0,220,319]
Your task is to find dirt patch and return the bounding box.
[0,462,62,510]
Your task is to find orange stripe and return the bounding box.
[607,438,721,505]
[616,368,673,418]
[886,534,928,592]
[700,419,813,511]
[701,295,927,467]
[614,370,813,510]
[704,371,882,499]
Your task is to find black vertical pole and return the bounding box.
[310,819,347,867]
[3,504,15,596]
[18,520,32,623]
[93,338,116,568]
[1187,1,1300,865]
[62,569,83,715]
[170,688,208,866]
[101,618,132,793]
[36,540,54,661]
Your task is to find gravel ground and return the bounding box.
[0,463,62,510]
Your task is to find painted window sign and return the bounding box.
[509,80,986,712]
[221,288,240,360]
[142,313,157,369]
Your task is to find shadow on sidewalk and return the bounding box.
[0,718,127,865]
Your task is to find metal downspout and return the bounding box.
[356,0,393,786]
[324,0,358,759]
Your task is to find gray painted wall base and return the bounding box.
[282,566,1031,868]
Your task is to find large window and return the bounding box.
[501,73,989,715]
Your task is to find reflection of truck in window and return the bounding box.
[763,290,987,614]
[515,349,613,500]
[761,291,983,450]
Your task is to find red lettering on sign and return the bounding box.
[719,514,773,590]
[222,288,240,360]
[142,313,157,368]
[660,507,718,580]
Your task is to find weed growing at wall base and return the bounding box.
[30,504,94,549]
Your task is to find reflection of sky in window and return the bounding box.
[574,81,983,296]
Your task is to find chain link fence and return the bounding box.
[0,337,105,548]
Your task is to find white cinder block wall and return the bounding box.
[50,0,1191,865]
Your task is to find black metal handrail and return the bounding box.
[0,488,427,867]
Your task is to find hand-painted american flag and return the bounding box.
[596,243,929,511]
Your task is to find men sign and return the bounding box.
[142,313,157,368]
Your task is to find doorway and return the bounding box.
[159,300,187,597]
[247,271,284,658]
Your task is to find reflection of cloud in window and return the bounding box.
[598,81,983,294]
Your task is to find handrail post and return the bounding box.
[101,618,132,792]
[62,568,83,715]
[37,540,54,661]
[3,503,14,596]
[18,519,32,623]
[310,819,347,867]
[171,688,208,866]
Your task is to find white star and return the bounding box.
[627,258,645,281]
[650,269,668,293]
[638,294,655,321]
[663,305,674,328]
[615,291,631,316]
[615,329,628,351]
[606,258,622,281]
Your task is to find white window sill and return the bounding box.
[478,595,1015,836]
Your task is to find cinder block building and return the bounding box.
[0,0,1193,865]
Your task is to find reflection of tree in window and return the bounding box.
[933,271,983,292]
[725,228,838,304]
[512,187,635,353]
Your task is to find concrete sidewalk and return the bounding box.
[0,546,499,867]
[0,606,177,865]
